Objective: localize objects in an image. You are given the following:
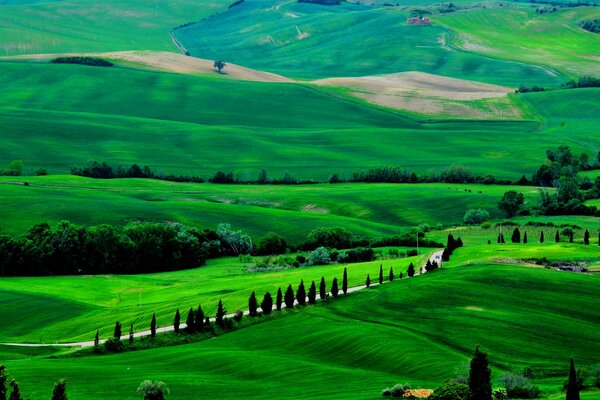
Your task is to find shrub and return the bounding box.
[308,247,330,265]
[429,382,470,400]
[591,363,600,388]
[501,373,541,398]
[136,380,169,400]
[382,383,411,397]
[103,337,124,353]
[463,209,490,225]
[52,56,114,67]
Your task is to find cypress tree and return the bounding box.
[215,299,226,328]
[276,288,283,311]
[511,228,521,243]
[555,230,560,243]
[331,278,339,297]
[379,264,384,284]
[8,380,22,400]
[284,284,295,308]
[186,308,195,333]
[195,304,205,333]
[366,274,371,287]
[342,267,348,294]
[0,365,7,400]
[173,309,181,334]
[400,272,403,279]
[94,330,99,348]
[468,346,492,400]
[500,233,505,244]
[584,229,590,245]
[113,321,121,339]
[129,323,134,344]
[523,231,528,243]
[598,232,600,246]
[248,291,258,317]
[566,358,580,400]
[51,379,67,400]
[407,263,415,277]
[150,313,157,338]
[569,230,574,243]
[540,231,545,243]
[319,277,326,300]
[308,281,317,304]
[442,247,450,262]
[389,267,394,282]
[261,292,273,315]
[296,280,306,306]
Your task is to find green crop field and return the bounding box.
[2,264,600,399]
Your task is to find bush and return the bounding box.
[308,247,331,265]
[463,209,490,225]
[429,382,470,400]
[338,247,375,263]
[137,380,169,400]
[591,363,600,388]
[381,383,411,397]
[103,337,125,353]
[52,56,113,67]
[502,373,541,398]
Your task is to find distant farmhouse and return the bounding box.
[407,16,430,25]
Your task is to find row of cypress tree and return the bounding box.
[498,228,597,245]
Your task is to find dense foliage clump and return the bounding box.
[51,56,113,67]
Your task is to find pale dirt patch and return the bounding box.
[296,26,310,40]
[313,71,521,119]
[285,12,299,18]
[0,51,293,83]
[302,204,329,214]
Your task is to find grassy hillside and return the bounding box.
[0,0,227,55]
[174,0,563,86]
[0,176,548,238]
[3,264,600,399]
[438,7,600,78]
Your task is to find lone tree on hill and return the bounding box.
[296,280,306,306]
[215,299,226,328]
[556,230,560,243]
[213,60,226,72]
[284,284,295,308]
[51,379,68,400]
[248,291,258,317]
[469,346,492,400]
[331,277,339,297]
[566,358,580,400]
[276,288,283,311]
[342,267,348,294]
[9,380,22,400]
[540,231,545,243]
[389,266,394,282]
[186,308,195,333]
[261,292,273,315]
[511,228,521,243]
[379,264,384,284]
[113,321,122,339]
[366,274,371,287]
[584,229,590,245]
[308,281,317,304]
[523,231,528,243]
[319,277,326,300]
[173,309,181,334]
[407,263,415,277]
[150,313,157,338]
[195,305,204,332]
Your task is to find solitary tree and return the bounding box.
[296,280,306,306]
[511,228,521,243]
[248,291,258,317]
[366,274,371,287]
[113,321,122,339]
[308,281,317,304]
[195,305,204,333]
[540,231,545,244]
[342,267,348,294]
[173,309,181,334]
[9,380,22,400]
[555,230,560,243]
[284,284,295,308]
[389,267,394,282]
[319,276,326,300]
[407,263,415,277]
[150,313,157,338]
[51,379,68,400]
[186,308,195,333]
[137,380,169,400]
[468,346,492,400]
[584,229,590,245]
[276,287,283,311]
[523,231,528,244]
[215,299,226,328]
[379,264,384,284]
[498,190,525,218]
[331,277,339,297]
[94,330,99,348]
[566,358,580,400]
[213,60,226,72]
[129,323,134,344]
[1,365,7,400]
[261,292,273,315]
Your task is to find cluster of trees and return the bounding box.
[51,56,113,67]
[0,221,250,276]
[209,169,317,185]
[0,160,47,177]
[0,365,67,400]
[349,166,513,185]
[71,161,204,183]
[563,75,600,88]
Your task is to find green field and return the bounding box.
[175,0,563,86]
[2,264,600,399]
[0,176,549,239]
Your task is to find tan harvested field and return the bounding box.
[312,71,522,119]
[0,51,293,83]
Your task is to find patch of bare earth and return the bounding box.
[313,71,521,119]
